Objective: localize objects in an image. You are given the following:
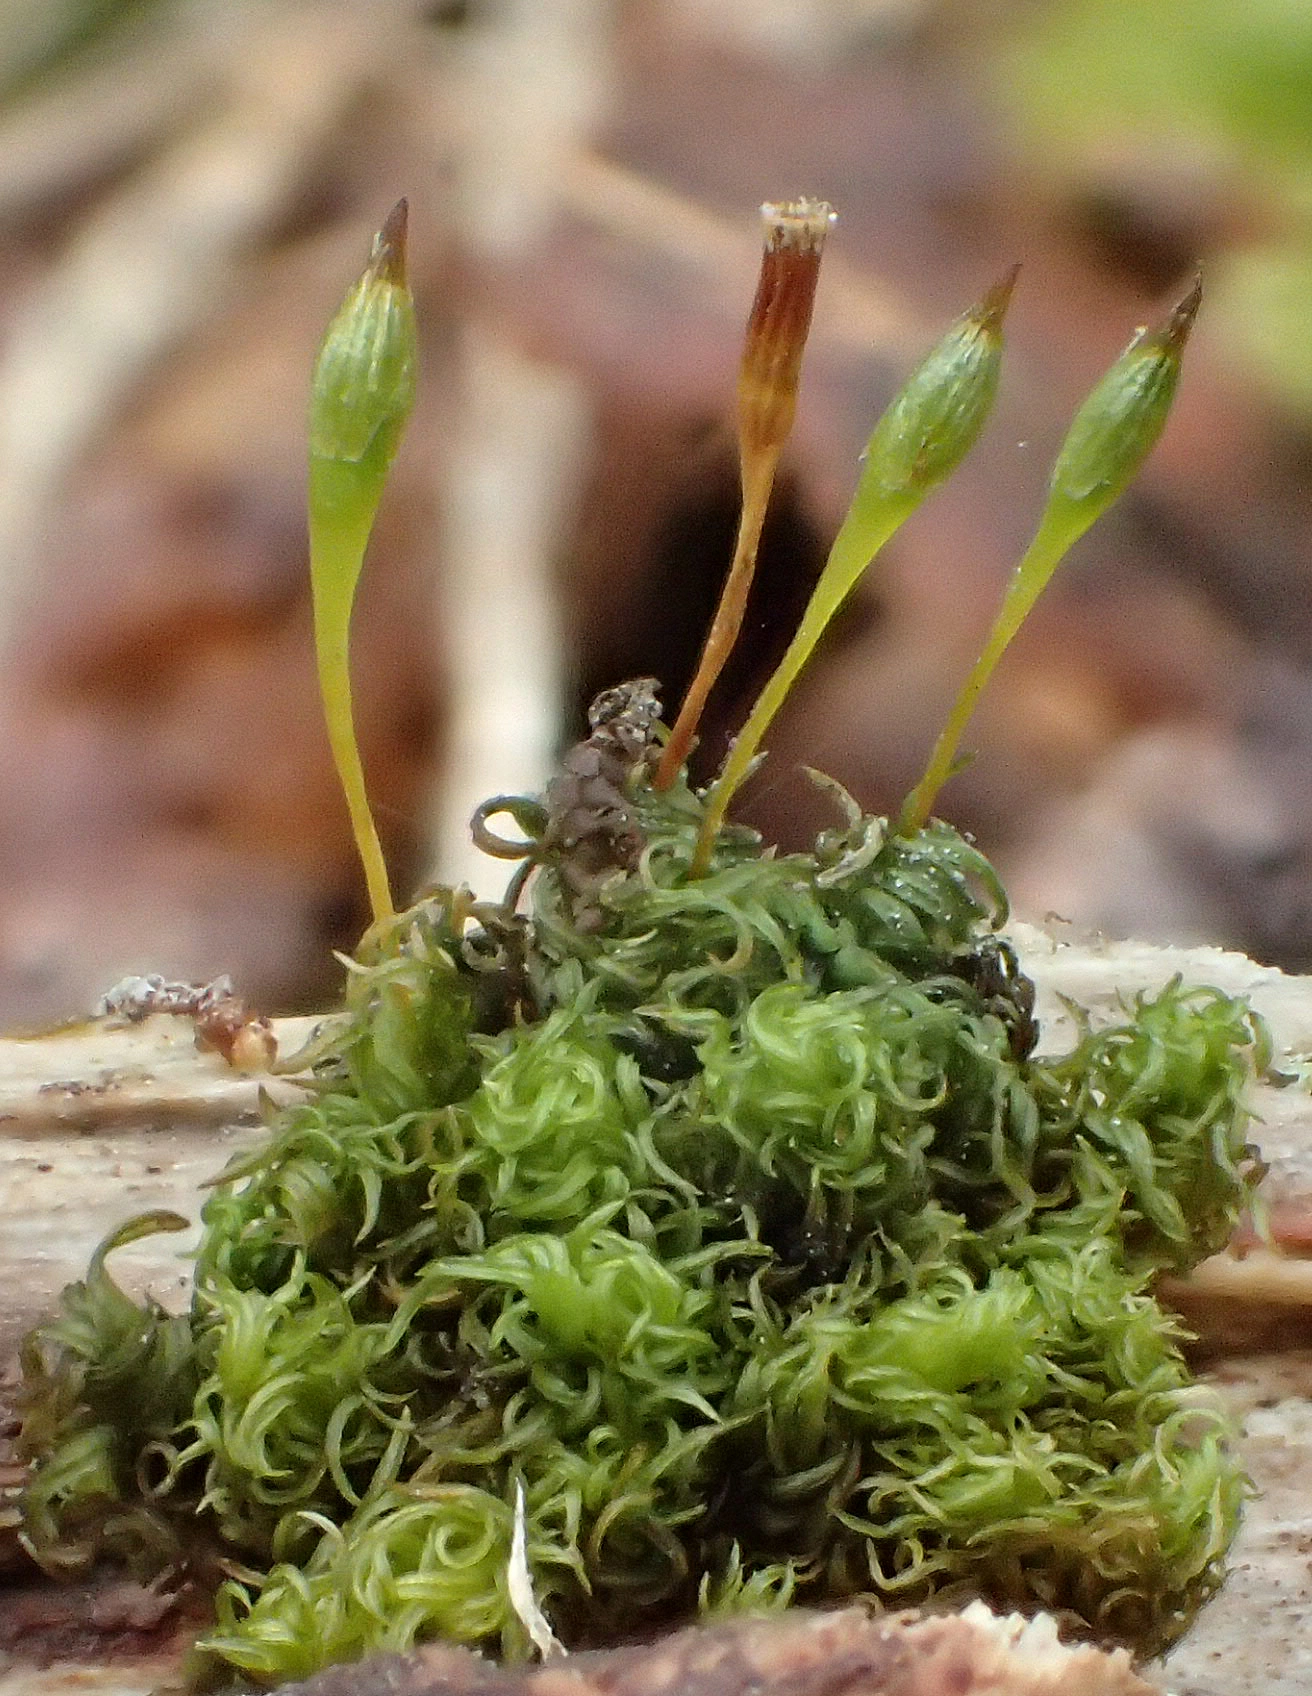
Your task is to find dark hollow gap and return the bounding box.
[568,447,853,782]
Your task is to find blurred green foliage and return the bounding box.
[999,0,1312,408]
[0,0,177,101]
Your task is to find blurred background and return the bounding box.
[0,0,1310,1025]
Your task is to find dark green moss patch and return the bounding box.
[16,757,1266,1685]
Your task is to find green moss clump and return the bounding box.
[16,762,1265,1683]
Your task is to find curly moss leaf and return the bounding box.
[19,1424,124,1576]
[698,1542,801,1616]
[837,1265,1047,1404]
[1043,981,1266,1271]
[526,782,1006,1026]
[656,977,1043,1266]
[412,1223,730,1440]
[19,1213,197,1575]
[20,1213,192,1440]
[747,1242,1246,1655]
[813,814,1008,971]
[511,1418,719,1634]
[197,1094,448,1292]
[175,1266,425,1555]
[459,1002,654,1229]
[335,907,481,1122]
[203,1485,514,1684]
[194,899,485,1294]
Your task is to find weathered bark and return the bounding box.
[269,1607,1157,1696]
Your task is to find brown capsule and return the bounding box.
[738,198,835,462]
[655,199,833,791]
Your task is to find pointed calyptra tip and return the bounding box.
[370,198,410,288]
[1122,273,1201,363]
[977,263,1022,334]
[1155,271,1203,353]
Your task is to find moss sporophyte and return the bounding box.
[308,198,417,926]
[17,208,1265,1686]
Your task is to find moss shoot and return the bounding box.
[17,732,1265,1684]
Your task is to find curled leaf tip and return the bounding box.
[371,198,410,287]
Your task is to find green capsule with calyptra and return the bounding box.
[899,277,1201,834]
[860,265,1017,498]
[1047,276,1200,521]
[308,200,418,924]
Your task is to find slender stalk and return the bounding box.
[897,509,1078,836]
[690,492,916,873]
[898,277,1201,835]
[309,470,395,923]
[655,198,833,790]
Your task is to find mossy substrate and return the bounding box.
[17,761,1266,1686]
